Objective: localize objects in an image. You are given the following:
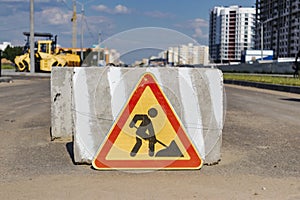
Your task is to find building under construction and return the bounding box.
[255,0,300,59]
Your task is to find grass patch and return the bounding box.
[1,64,15,70]
[224,74,300,87]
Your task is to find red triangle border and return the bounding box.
[92,73,203,170]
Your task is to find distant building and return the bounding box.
[194,45,210,66]
[0,42,12,51]
[163,43,210,66]
[81,47,121,66]
[255,0,300,58]
[106,48,121,64]
[209,5,256,63]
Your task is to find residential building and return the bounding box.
[209,5,256,63]
[194,45,210,65]
[255,0,300,58]
[163,44,210,66]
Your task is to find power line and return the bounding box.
[58,0,72,10]
[59,0,98,47]
[84,17,96,42]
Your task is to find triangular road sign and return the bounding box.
[92,73,203,170]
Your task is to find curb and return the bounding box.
[0,76,13,83]
[1,70,51,78]
[224,80,300,94]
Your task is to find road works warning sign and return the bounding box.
[92,73,202,170]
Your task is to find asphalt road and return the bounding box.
[222,85,300,177]
[0,77,299,199]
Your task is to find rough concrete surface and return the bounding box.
[51,67,223,165]
[50,68,74,140]
[0,76,299,200]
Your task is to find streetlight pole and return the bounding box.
[30,0,35,73]
[72,0,77,49]
[79,2,84,61]
[261,22,263,61]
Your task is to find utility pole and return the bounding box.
[261,22,263,61]
[30,0,35,73]
[71,0,77,48]
[71,1,84,60]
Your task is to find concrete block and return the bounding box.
[51,67,74,141]
[69,67,223,165]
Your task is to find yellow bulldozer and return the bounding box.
[14,32,81,72]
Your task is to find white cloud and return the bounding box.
[93,4,110,13]
[37,7,71,25]
[84,15,114,34]
[193,28,204,38]
[0,2,114,47]
[191,18,208,28]
[92,4,131,14]
[175,18,208,39]
[114,4,130,14]
[190,18,208,38]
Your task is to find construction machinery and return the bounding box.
[14,32,81,72]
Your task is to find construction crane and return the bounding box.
[71,0,77,49]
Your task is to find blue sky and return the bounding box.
[0,0,255,48]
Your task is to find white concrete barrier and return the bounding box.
[51,67,224,165]
[51,67,74,141]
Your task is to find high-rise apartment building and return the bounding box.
[209,5,256,63]
[256,0,300,58]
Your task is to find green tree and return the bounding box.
[2,46,23,63]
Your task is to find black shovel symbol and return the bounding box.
[155,139,184,157]
[132,125,184,157]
